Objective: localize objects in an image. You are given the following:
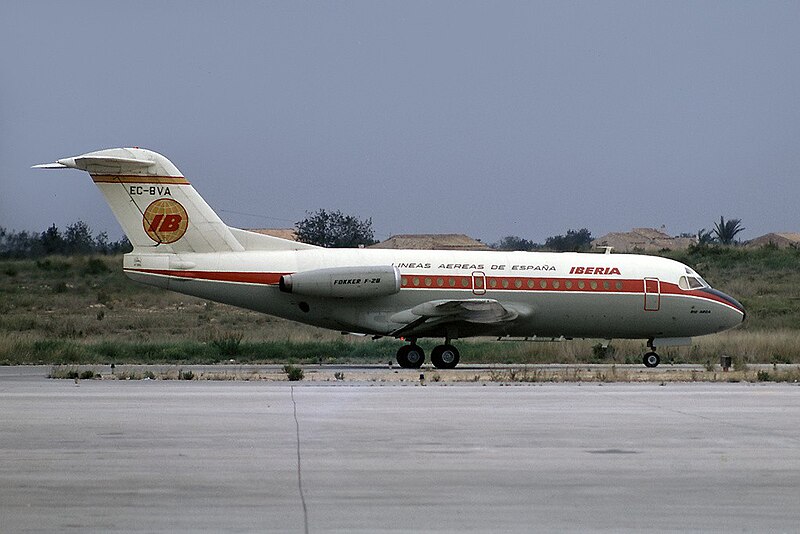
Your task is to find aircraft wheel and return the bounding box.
[397,344,425,368]
[643,351,660,368]
[431,344,460,369]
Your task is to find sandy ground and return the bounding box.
[42,362,800,384]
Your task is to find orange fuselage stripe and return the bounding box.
[91,174,190,185]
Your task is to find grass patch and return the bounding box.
[3,249,800,365]
[210,331,244,357]
[3,333,800,366]
[48,366,80,379]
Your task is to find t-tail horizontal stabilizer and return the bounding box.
[34,147,315,253]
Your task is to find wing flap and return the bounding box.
[409,299,518,323]
[390,298,520,337]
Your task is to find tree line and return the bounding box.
[492,228,594,252]
[0,212,745,257]
[295,209,596,251]
[0,222,131,258]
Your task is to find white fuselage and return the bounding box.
[123,248,745,341]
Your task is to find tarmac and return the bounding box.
[2,366,799,533]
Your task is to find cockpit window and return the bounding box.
[688,276,704,289]
[679,276,705,290]
[682,268,709,289]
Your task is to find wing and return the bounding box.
[389,298,520,338]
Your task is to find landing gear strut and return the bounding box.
[396,343,425,368]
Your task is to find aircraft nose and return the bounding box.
[702,288,746,325]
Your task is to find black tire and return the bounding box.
[431,344,460,369]
[397,345,425,368]
[643,351,660,368]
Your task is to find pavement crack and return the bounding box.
[291,386,310,534]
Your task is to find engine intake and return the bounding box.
[279,265,401,298]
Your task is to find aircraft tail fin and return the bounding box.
[34,148,314,253]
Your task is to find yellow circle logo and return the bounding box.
[142,198,188,244]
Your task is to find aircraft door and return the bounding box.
[644,278,661,311]
[472,271,486,295]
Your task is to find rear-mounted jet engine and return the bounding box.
[279,265,401,298]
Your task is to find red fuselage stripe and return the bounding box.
[128,268,285,285]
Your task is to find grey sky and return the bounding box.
[2,1,799,244]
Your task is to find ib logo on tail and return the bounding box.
[142,198,188,244]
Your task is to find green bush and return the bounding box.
[283,364,304,381]
[591,343,615,361]
[83,258,111,275]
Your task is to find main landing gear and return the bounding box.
[396,344,425,369]
[396,340,461,369]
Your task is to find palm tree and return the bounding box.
[697,228,715,245]
[713,216,745,245]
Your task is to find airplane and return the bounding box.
[34,148,745,369]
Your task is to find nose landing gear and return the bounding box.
[642,337,661,368]
[643,351,660,367]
